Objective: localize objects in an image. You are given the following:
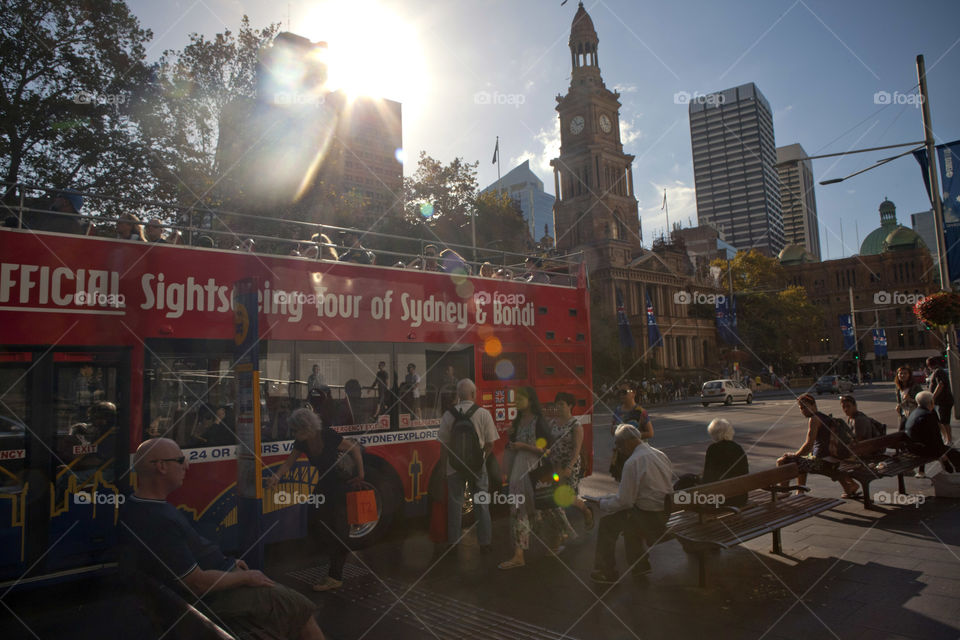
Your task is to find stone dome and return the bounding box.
[883,225,926,252]
[778,243,816,265]
[860,198,900,255]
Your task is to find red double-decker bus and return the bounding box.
[0,222,593,584]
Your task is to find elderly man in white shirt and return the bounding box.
[586,423,674,583]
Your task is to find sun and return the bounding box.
[296,0,427,103]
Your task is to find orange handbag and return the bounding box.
[346,489,378,525]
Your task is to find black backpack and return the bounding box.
[824,413,855,458]
[858,412,887,439]
[448,404,483,478]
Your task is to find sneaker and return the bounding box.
[915,471,927,479]
[590,569,619,584]
[311,577,343,592]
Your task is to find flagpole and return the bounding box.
[663,189,670,239]
[496,136,502,195]
[917,54,957,419]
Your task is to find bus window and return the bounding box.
[481,351,528,382]
[396,344,473,423]
[297,342,390,430]
[144,342,236,450]
[261,341,294,442]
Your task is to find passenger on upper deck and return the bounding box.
[408,244,443,271]
[5,189,83,234]
[116,213,145,241]
[479,262,495,278]
[310,232,339,260]
[338,230,375,265]
[145,219,167,243]
[522,256,550,284]
[122,437,325,639]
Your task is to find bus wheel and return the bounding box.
[348,463,401,549]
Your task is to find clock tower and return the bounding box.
[550,2,640,267]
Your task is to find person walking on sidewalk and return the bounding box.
[437,378,499,553]
[499,386,553,570]
[267,409,364,592]
[611,382,654,440]
[585,424,674,583]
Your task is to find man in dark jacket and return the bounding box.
[905,391,952,459]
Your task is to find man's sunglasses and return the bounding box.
[150,456,186,465]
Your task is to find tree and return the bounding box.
[0,0,153,211]
[138,16,280,215]
[401,152,530,258]
[712,249,821,371]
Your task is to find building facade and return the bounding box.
[781,219,938,378]
[551,3,719,378]
[689,83,785,256]
[481,160,556,240]
[776,143,821,260]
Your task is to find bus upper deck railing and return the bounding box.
[1,182,585,288]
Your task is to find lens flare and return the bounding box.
[536,438,548,449]
[455,279,474,299]
[484,337,502,357]
[419,202,434,218]
[494,358,514,379]
[553,484,576,508]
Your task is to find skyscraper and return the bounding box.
[480,160,556,240]
[776,143,821,260]
[688,83,784,256]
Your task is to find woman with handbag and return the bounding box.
[267,408,364,591]
[539,393,594,552]
[896,366,923,431]
[498,387,552,570]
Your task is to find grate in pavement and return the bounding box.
[288,565,582,640]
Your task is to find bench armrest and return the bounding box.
[767,484,810,494]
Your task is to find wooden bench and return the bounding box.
[832,432,941,508]
[666,463,843,587]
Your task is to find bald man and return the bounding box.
[121,438,324,640]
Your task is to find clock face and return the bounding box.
[570,115,585,135]
[599,114,612,133]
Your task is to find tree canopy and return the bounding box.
[712,249,821,371]
[0,0,153,211]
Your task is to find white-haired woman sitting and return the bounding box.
[701,418,749,505]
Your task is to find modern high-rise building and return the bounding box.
[688,82,784,256]
[480,159,556,241]
[776,143,821,260]
[910,208,939,271]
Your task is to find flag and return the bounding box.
[872,328,887,358]
[616,288,634,349]
[913,140,960,285]
[492,138,499,164]
[715,295,738,345]
[839,314,855,351]
[645,291,662,348]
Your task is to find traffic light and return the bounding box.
[853,351,860,360]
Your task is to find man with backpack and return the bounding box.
[777,394,862,498]
[437,378,499,553]
[839,395,886,441]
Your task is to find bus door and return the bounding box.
[0,349,130,582]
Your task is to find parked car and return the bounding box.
[814,375,855,395]
[701,379,753,406]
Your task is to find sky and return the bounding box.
[128,0,960,260]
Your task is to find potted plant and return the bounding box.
[913,291,960,328]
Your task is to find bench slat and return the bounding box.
[674,496,842,550]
